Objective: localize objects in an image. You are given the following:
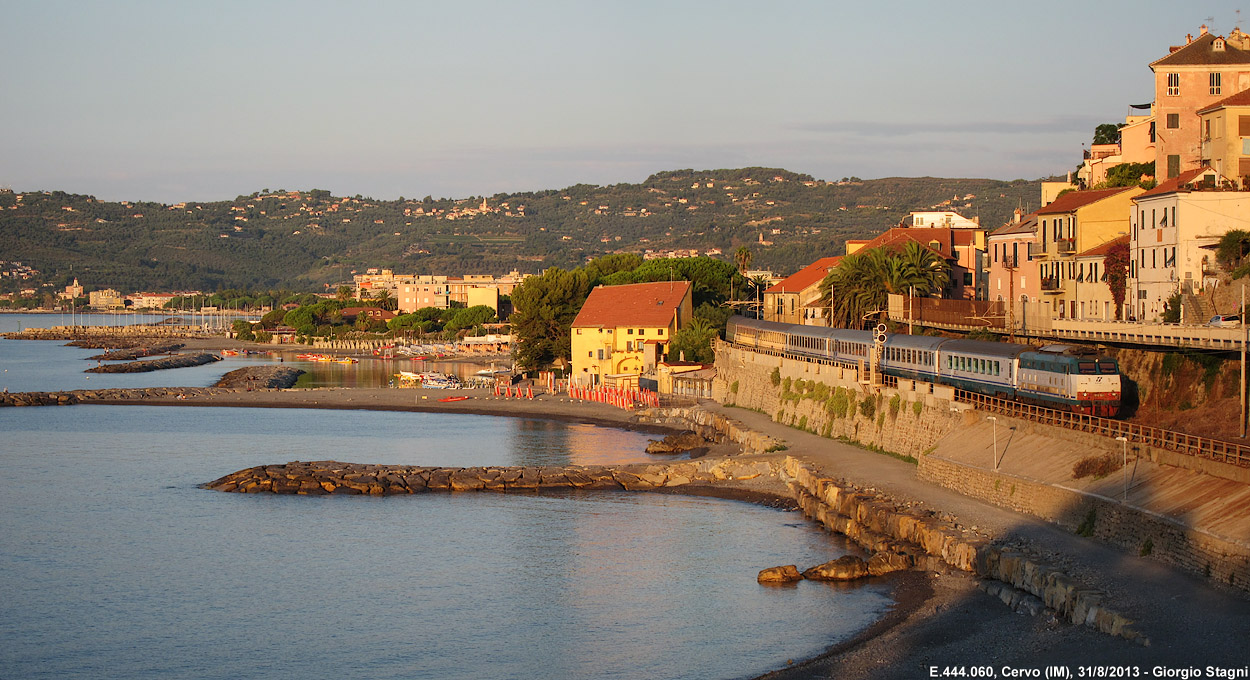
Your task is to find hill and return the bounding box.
[0,169,1044,293]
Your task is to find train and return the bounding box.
[725,316,1123,417]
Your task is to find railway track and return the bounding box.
[729,341,1250,469]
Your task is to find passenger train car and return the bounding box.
[725,316,1122,417]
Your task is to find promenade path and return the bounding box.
[698,400,1250,673]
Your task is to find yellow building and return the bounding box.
[1198,88,1250,186]
[570,281,693,388]
[1035,186,1143,319]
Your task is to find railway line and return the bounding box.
[727,340,1250,470]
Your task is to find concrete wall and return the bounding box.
[918,455,1250,594]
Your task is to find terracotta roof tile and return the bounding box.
[764,256,842,294]
[854,228,955,259]
[989,213,1039,237]
[1135,167,1208,198]
[572,281,691,328]
[1076,234,1129,258]
[1197,86,1250,114]
[1151,33,1250,67]
[1038,187,1137,215]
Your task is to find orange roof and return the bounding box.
[1038,187,1136,215]
[764,257,842,294]
[572,281,692,328]
[1135,167,1208,199]
[1076,234,1129,258]
[1197,86,1250,114]
[852,227,956,259]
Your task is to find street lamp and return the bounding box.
[987,415,998,471]
[1115,436,1129,502]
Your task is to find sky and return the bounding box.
[2,0,1246,203]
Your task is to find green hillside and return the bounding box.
[0,169,1044,293]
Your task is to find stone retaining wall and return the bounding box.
[919,455,1250,594]
[777,457,1147,644]
[710,342,963,459]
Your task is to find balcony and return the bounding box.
[1041,277,1062,293]
[1028,242,1046,258]
[1056,239,1076,254]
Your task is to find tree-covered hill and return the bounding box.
[0,168,1044,293]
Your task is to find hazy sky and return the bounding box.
[2,1,1245,203]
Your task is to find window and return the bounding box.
[596,349,604,360]
[1211,72,1222,95]
[627,328,633,335]
[1167,155,1180,179]
[1166,72,1180,96]
[1166,113,1179,129]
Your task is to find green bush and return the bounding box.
[912,400,923,417]
[798,415,808,431]
[860,396,876,419]
[888,394,901,419]
[770,367,781,387]
[730,380,739,394]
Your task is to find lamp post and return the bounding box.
[987,416,998,471]
[1115,436,1129,502]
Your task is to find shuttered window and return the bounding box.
[1239,115,1250,137]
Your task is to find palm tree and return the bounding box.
[818,244,950,329]
[733,246,753,275]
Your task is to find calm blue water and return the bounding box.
[0,312,487,389]
[0,313,893,679]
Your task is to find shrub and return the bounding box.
[912,400,923,417]
[1076,508,1097,537]
[859,396,876,419]
[1072,453,1122,479]
[888,394,901,419]
[1140,538,1153,557]
[770,367,781,387]
[782,376,792,392]
[798,415,808,431]
[730,380,739,394]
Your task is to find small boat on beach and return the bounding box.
[437,396,470,402]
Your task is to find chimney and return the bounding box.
[1013,208,1023,224]
[1187,33,1193,44]
[1200,24,1209,36]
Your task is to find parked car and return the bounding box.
[1207,314,1242,328]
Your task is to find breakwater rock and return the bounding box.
[214,366,304,389]
[87,343,184,360]
[203,458,785,495]
[85,353,221,374]
[0,386,250,407]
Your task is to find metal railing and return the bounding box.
[956,390,1250,468]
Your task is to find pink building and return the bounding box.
[986,210,1040,303]
[1150,26,1250,178]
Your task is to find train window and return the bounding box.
[1098,362,1117,374]
[1078,362,1096,375]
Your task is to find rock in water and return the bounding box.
[757,565,803,583]
[803,555,869,581]
[644,431,707,454]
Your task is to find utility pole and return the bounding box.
[1242,283,1247,439]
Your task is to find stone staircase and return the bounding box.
[1181,290,1215,324]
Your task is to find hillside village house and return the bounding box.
[570,281,693,389]
[1078,112,1155,187]
[762,256,841,325]
[1150,26,1250,178]
[1034,186,1143,319]
[358,269,528,314]
[986,210,1040,303]
[1129,167,1250,321]
[1198,87,1250,185]
[846,219,986,300]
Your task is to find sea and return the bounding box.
[0,313,892,680]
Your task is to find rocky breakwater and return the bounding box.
[214,366,304,389]
[779,457,1149,645]
[203,458,787,497]
[87,343,184,360]
[86,353,221,374]
[0,386,254,407]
